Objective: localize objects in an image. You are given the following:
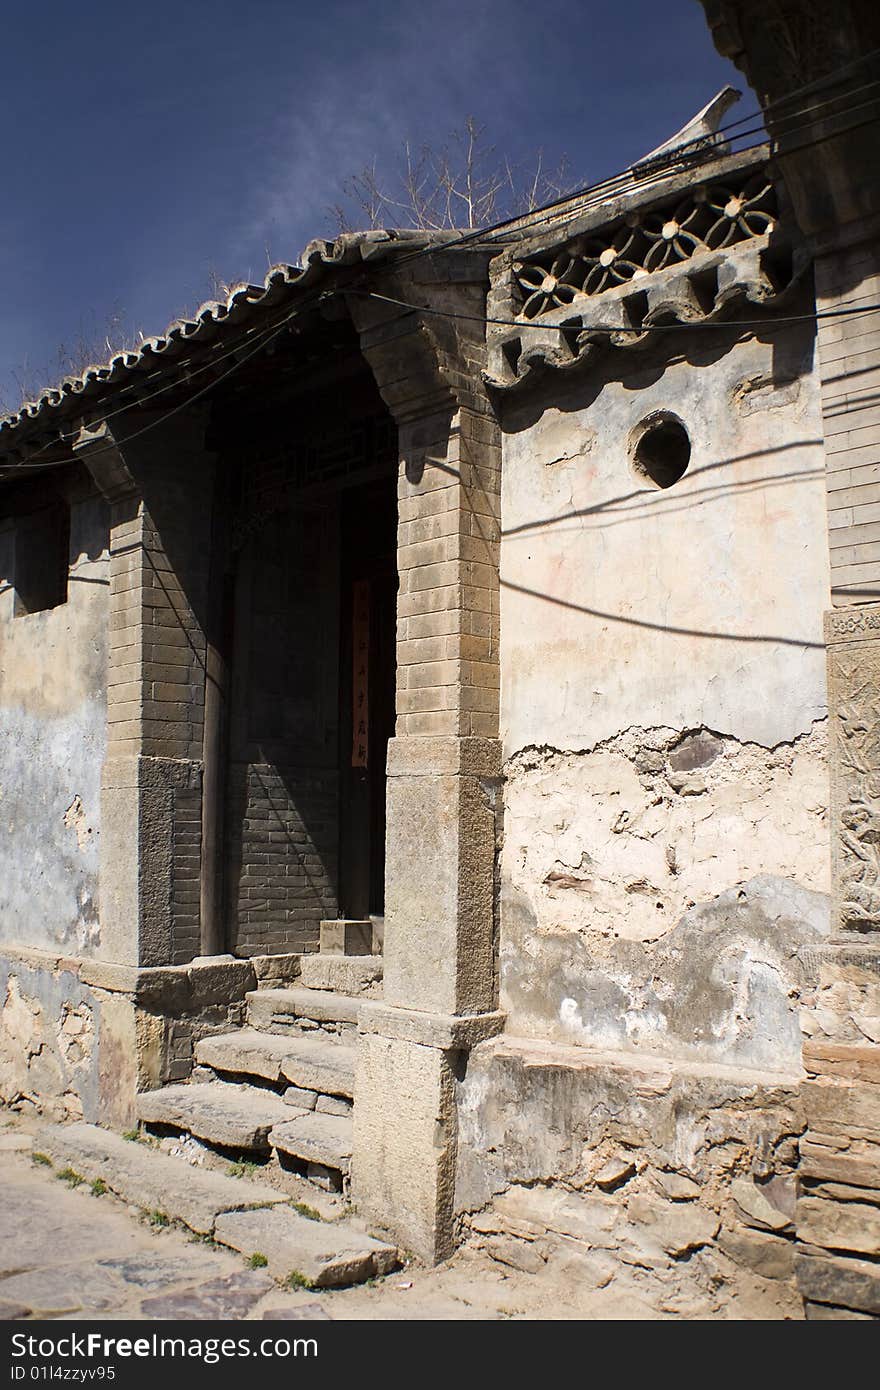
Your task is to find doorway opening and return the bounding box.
[338,475,398,921]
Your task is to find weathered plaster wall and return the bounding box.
[500,321,828,750]
[0,493,109,958]
[502,747,830,1068]
[497,320,832,1063]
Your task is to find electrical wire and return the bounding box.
[0,276,342,469]
[2,59,879,475]
[485,87,880,247]
[349,287,880,335]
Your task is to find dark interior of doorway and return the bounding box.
[338,473,398,921]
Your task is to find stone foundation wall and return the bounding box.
[456,1036,805,1317]
[0,952,101,1124]
[795,942,880,1317]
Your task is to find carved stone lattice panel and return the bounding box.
[827,614,880,935]
[486,236,796,391]
[512,171,777,319]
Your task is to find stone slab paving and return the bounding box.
[0,1145,287,1320]
[213,1206,398,1287]
[140,1271,276,1319]
[37,1122,287,1232]
[0,1113,741,1321]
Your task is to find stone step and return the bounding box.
[269,1112,353,1175]
[137,1082,291,1152]
[246,987,360,1032]
[299,952,383,997]
[196,1029,356,1099]
[213,1206,399,1288]
[195,1030,306,1084]
[35,1123,286,1235]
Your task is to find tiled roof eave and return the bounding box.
[0,229,451,460]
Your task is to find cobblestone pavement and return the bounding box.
[0,1116,665,1321]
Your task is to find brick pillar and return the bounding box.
[349,266,505,1262]
[75,411,214,968]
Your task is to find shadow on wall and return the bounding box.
[224,758,339,958]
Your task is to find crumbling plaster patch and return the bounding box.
[500,721,830,1069]
[0,963,97,1122]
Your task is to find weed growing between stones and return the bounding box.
[122,1130,140,1143]
[290,1201,322,1222]
[148,1209,170,1227]
[248,1253,268,1269]
[31,1152,52,1167]
[57,1167,83,1186]
[285,1270,314,1290]
[90,1178,107,1197]
[228,1160,259,1179]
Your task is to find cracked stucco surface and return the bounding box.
[503,722,828,943]
[496,323,831,1071]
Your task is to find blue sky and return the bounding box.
[0,0,743,404]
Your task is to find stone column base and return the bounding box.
[352,1003,504,1262]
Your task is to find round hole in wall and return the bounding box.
[629,412,691,489]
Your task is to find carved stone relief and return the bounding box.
[828,623,880,933]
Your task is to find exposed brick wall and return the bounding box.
[225,762,338,955]
[396,406,501,739]
[169,776,203,965]
[817,241,880,605]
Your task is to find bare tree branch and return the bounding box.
[329,117,576,234]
